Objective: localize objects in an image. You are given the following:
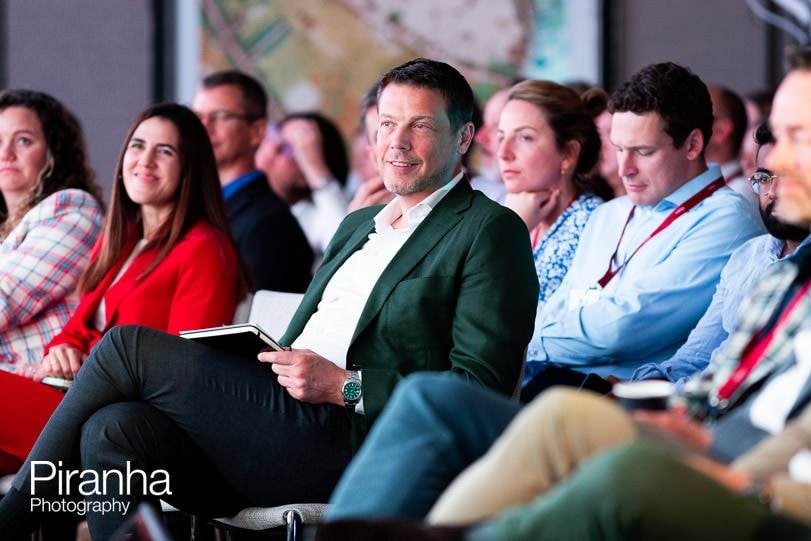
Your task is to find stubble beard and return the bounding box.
[386,175,442,196]
[384,166,452,197]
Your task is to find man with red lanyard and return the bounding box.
[521,62,764,402]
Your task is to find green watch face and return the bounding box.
[342,380,362,402]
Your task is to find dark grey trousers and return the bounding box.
[1,325,352,540]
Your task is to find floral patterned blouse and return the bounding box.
[533,193,603,307]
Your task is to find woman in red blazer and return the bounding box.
[0,103,250,474]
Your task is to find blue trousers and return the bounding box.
[328,372,521,519]
[326,374,811,540]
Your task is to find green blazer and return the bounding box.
[280,181,538,443]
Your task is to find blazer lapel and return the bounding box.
[283,219,376,341]
[350,181,474,343]
[100,244,157,327]
[77,237,138,325]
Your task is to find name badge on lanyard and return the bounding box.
[568,286,601,310]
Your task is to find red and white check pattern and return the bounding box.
[0,189,103,372]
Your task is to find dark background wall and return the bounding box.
[605,0,773,93]
[1,0,784,197]
[4,0,152,197]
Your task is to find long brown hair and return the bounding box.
[78,103,250,298]
[0,89,102,228]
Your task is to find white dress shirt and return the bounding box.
[291,173,463,370]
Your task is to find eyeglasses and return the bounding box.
[196,110,259,124]
[749,170,779,195]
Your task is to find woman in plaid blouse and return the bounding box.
[0,89,104,374]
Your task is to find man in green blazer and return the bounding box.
[277,173,538,443]
[0,58,538,540]
[263,58,537,436]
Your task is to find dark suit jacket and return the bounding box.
[226,173,313,293]
[280,181,539,444]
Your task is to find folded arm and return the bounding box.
[537,215,749,374]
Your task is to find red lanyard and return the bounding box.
[716,280,811,402]
[597,177,726,288]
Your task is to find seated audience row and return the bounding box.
[0,58,539,540]
[520,62,763,400]
[0,55,804,541]
[319,53,811,541]
[0,71,365,483]
[0,101,248,475]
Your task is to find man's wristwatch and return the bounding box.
[341,371,362,412]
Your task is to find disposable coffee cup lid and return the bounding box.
[613,380,674,399]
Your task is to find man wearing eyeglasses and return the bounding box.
[193,70,314,293]
[632,122,810,384]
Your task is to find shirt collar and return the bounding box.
[786,234,811,261]
[651,164,723,211]
[373,172,464,232]
[222,170,264,200]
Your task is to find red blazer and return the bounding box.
[47,221,240,354]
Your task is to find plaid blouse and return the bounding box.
[709,243,811,412]
[0,189,103,372]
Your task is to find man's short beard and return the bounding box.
[762,201,810,242]
[386,170,452,196]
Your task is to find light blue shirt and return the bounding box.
[526,166,765,380]
[632,234,811,385]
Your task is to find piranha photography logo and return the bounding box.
[28,461,172,516]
